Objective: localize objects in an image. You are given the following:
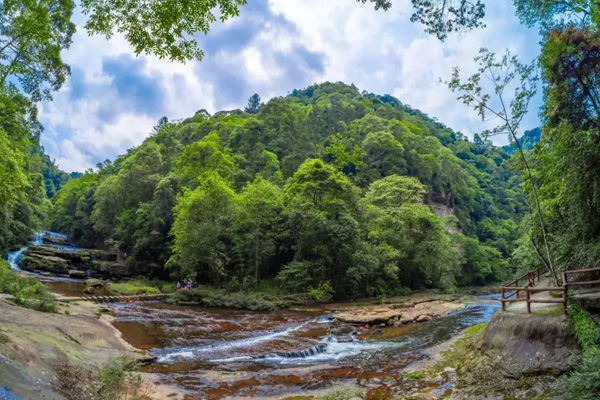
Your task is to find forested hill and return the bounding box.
[49,82,524,298]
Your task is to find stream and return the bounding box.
[110,298,499,399]
[4,233,501,399]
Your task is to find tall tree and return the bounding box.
[446,48,559,284]
[245,93,261,114]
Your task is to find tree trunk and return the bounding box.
[511,130,559,286]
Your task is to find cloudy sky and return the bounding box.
[38,0,542,172]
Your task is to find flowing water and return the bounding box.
[110,297,500,399]
[3,233,501,398]
[3,232,89,293]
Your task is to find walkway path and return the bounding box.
[507,277,564,314]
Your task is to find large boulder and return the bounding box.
[480,312,581,377]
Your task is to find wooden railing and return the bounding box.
[500,267,566,314]
[500,285,567,314]
[500,267,600,315]
[501,267,546,300]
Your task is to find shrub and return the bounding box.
[0,261,57,312]
[316,385,365,400]
[555,300,600,400]
[169,286,277,311]
[308,281,335,302]
[98,356,152,400]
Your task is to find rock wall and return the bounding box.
[20,245,132,279]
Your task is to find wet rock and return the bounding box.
[333,307,402,325]
[416,314,432,323]
[85,279,105,288]
[83,287,95,294]
[371,329,383,337]
[68,270,86,278]
[20,254,70,274]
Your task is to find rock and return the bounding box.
[83,286,95,294]
[20,254,70,274]
[416,314,432,323]
[400,316,414,324]
[333,307,402,325]
[85,279,105,288]
[379,323,386,328]
[68,270,87,278]
[371,329,383,336]
[481,312,581,378]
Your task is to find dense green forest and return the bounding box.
[0,88,72,253]
[47,83,524,298]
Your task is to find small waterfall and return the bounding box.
[6,247,26,270]
[4,231,70,271]
[277,343,328,359]
[32,232,44,246]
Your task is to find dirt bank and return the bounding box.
[0,295,141,399]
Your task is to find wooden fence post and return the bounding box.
[501,287,505,311]
[526,289,531,314]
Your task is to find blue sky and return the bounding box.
[39,0,542,172]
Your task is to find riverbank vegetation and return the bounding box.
[556,300,600,400]
[0,261,57,312]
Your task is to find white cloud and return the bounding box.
[40,0,543,172]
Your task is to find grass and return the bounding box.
[108,279,161,295]
[0,260,57,312]
[316,385,365,400]
[406,371,426,380]
[429,323,487,376]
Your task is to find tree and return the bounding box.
[411,0,486,40]
[514,0,600,32]
[232,177,283,287]
[363,175,455,290]
[0,0,75,101]
[176,131,236,188]
[279,159,367,296]
[445,48,559,285]
[244,94,261,114]
[169,173,235,284]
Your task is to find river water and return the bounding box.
[110,297,500,399]
[3,233,501,399]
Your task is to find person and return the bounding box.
[176,281,182,291]
[87,268,92,278]
[185,278,192,290]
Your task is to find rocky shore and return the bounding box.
[332,299,465,327]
